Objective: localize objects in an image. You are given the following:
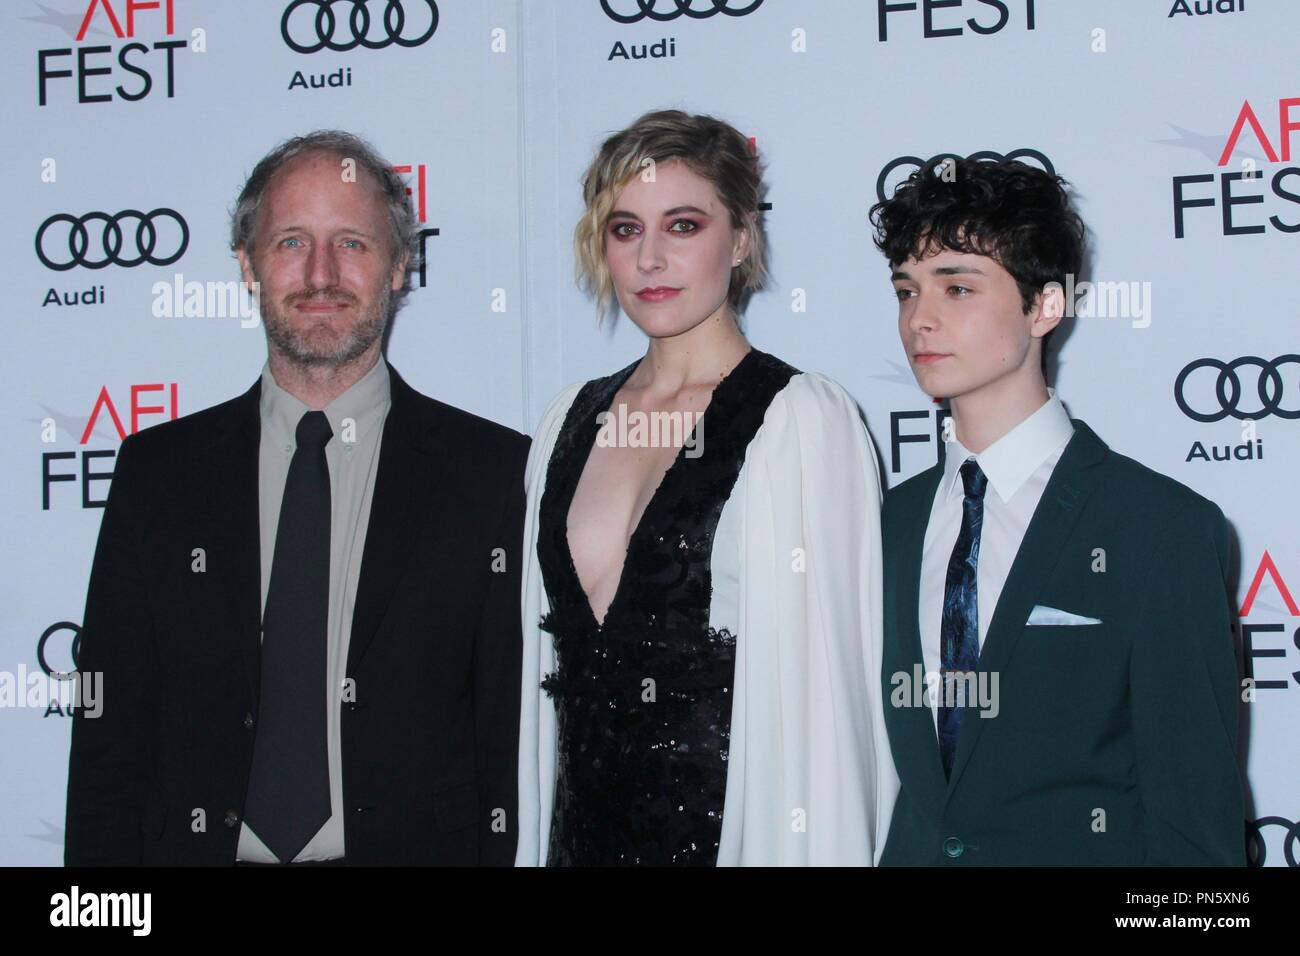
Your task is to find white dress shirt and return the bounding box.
[918,391,1075,732]
[237,357,391,862]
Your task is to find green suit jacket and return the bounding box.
[879,420,1245,866]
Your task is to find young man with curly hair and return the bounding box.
[870,157,1245,866]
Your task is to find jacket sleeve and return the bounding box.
[65,435,159,866]
[1130,498,1246,866]
[472,436,528,865]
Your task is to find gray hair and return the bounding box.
[229,129,420,301]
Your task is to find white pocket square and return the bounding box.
[1027,605,1102,626]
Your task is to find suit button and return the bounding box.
[224,810,240,828]
[942,837,964,859]
[243,712,254,729]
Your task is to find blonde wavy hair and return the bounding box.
[574,109,768,319]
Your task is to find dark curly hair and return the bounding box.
[869,156,1085,315]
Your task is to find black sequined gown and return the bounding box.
[536,348,798,866]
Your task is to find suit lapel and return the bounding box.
[945,419,1109,794]
[345,364,444,674]
[208,380,263,698]
[209,365,448,694]
[887,463,951,815]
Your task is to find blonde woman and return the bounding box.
[516,110,896,866]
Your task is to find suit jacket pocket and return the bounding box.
[431,782,478,833]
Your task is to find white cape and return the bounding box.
[515,370,898,865]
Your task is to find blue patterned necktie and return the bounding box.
[938,458,987,779]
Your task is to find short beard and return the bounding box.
[261,284,390,370]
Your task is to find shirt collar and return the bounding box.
[259,355,391,446]
[941,389,1075,505]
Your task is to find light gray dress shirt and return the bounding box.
[237,356,391,862]
[918,390,1075,733]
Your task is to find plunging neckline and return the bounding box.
[562,347,756,631]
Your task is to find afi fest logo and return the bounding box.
[1237,550,1298,694]
[388,161,440,288]
[40,381,180,510]
[36,0,197,106]
[876,0,1037,41]
[1170,95,1300,238]
[1238,551,1299,868]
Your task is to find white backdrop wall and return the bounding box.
[2,0,1295,866]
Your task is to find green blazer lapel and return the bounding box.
[884,462,949,815]
[945,419,1110,795]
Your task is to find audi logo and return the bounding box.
[35,209,189,272]
[1247,816,1300,867]
[281,0,439,53]
[1173,355,1300,422]
[875,149,1056,203]
[600,0,765,24]
[36,622,81,681]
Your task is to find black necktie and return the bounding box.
[937,458,987,779]
[244,410,333,862]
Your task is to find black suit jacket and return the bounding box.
[65,364,528,866]
[880,420,1245,866]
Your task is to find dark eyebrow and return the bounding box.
[892,265,987,281]
[608,205,712,220]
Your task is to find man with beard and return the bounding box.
[65,131,528,866]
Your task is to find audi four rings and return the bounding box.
[36,622,81,681]
[875,149,1056,203]
[35,209,189,272]
[281,0,439,53]
[1247,816,1300,867]
[601,0,765,23]
[1174,356,1300,422]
